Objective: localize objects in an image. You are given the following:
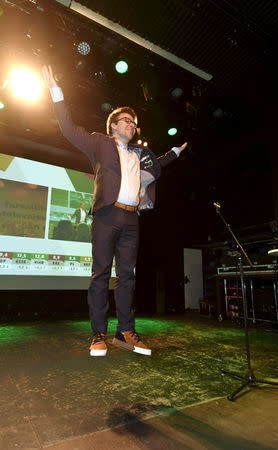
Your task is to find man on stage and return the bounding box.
[71,201,89,225]
[42,65,187,357]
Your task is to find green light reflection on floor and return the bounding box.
[70,317,187,335]
[1,318,277,351]
[0,325,39,345]
[68,317,278,351]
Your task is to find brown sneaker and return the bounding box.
[112,330,151,356]
[89,332,107,356]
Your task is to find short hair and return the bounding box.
[106,106,137,135]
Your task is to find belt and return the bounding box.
[114,201,137,212]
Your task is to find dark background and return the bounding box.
[1,0,278,320]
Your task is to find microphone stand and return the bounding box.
[214,202,278,401]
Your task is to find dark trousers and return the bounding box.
[88,205,139,333]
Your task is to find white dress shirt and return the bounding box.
[80,208,86,223]
[116,140,140,206]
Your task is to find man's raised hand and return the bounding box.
[178,142,188,153]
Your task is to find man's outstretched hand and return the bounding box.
[41,65,58,89]
[177,142,188,153]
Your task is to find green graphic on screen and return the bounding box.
[0,152,116,284]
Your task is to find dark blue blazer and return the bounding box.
[53,101,178,212]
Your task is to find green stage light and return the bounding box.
[0,101,5,109]
[115,60,128,74]
[168,127,177,136]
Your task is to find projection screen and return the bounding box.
[0,152,116,289]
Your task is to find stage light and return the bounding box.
[137,139,142,144]
[115,60,128,74]
[77,41,91,55]
[143,141,148,147]
[213,107,224,118]
[141,82,153,102]
[186,101,198,116]
[0,101,5,109]
[171,87,183,99]
[168,127,177,136]
[101,102,112,112]
[10,69,42,102]
[75,60,86,71]
[94,71,106,81]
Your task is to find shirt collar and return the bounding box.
[115,138,128,151]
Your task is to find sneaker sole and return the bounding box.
[112,338,151,356]
[112,338,134,351]
[134,345,151,356]
[90,349,107,356]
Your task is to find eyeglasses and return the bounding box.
[115,117,138,128]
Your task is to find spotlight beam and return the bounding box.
[9,69,42,102]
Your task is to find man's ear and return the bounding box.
[111,122,117,131]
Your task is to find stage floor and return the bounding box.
[1,313,278,449]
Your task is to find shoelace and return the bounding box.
[129,331,140,343]
[90,332,106,344]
